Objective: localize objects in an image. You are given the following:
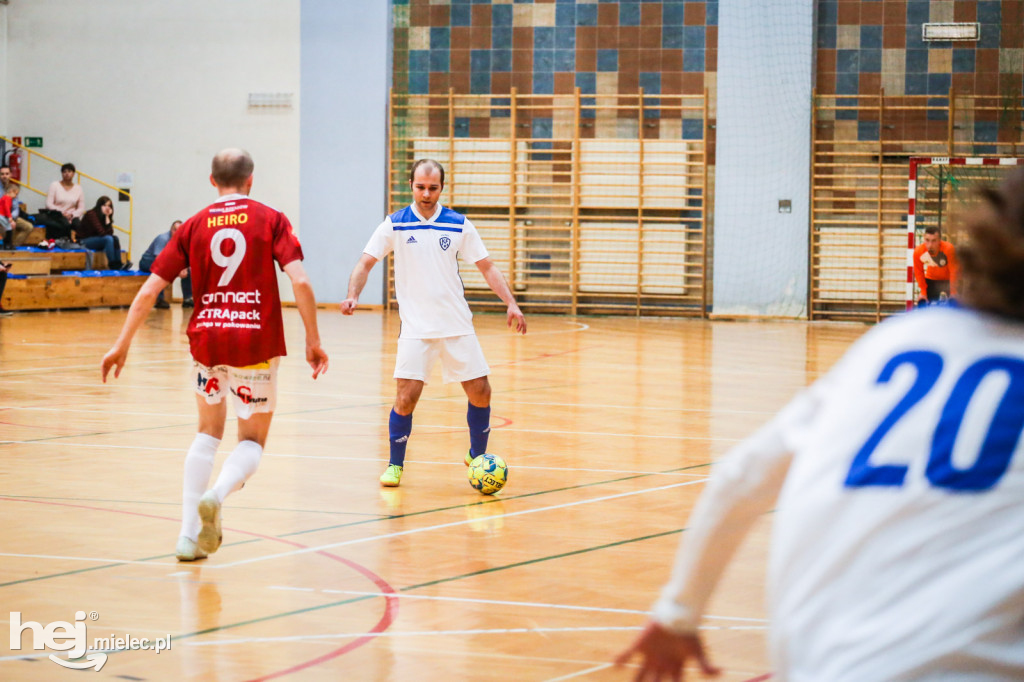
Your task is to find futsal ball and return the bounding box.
[467,454,508,495]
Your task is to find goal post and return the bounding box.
[906,157,1024,311]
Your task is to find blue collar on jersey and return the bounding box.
[389,204,465,232]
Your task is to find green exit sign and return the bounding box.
[24,137,43,148]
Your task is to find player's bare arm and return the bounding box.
[615,622,720,681]
[340,253,379,315]
[101,274,171,382]
[475,257,526,334]
[283,260,329,379]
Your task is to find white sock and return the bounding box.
[179,433,219,541]
[210,440,263,503]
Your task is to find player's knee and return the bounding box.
[394,391,418,414]
[465,377,491,406]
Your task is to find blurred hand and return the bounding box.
[506,303,526,334]
[615,622,720,682]
[339,298,358,315]
[101,345,128,383]
[307,343,329,379]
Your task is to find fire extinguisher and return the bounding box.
[6,147,23,181]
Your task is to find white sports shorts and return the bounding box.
[193,357,279,419]
[394,335,490,384]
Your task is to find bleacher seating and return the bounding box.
[1,227,145,311]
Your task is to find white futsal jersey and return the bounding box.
[653,305,1024,681]
[364,204,488,339]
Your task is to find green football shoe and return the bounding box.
[380,464,403,487]
[465,449,475,466]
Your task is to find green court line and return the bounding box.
[0,495,388,518]
[175,594,380,642]
[402,527,686,591]
[0,462,710,591]
[98,526,688,647]
[0,539,262,589]
[281,461,712,537]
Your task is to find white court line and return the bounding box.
[0,551,178,567]
[287,587,650,616]
[0,357,183,377]
[0,407,742,442]
[187,623,763,650]
[187,625,646,647]
[478,321,590,337]
[0,440,708,477]
[0,405,196,418]
[484,399,776,415]
[282,588,768,623]
[215,478,708,569]
[271,417,744,442]
[544,663,615,682]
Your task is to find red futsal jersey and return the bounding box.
[151,194,303,367]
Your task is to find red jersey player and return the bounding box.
[101,148,329,561]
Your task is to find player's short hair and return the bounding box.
[410,159,445,186]
[6,182,19,193]
[211,149,254,188]
[61,162,76,174]
[0,165,8,172]
[958,167,1024,322]
[923,225,940,236]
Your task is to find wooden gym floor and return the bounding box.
[0,306,868,681]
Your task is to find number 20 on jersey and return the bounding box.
[845,351,1024,492]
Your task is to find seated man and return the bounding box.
[140,220,192,309]
[913,225,958,305]
[0,165,34,246]
[0,182,21,249]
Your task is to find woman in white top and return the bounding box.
[45,162,85,236]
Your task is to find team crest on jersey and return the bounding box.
[936,253,947,267]
[406,235,417,244]
[439,236,451,251]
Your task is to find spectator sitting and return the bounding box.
[45,162,85,240]
[79,196,130,270]
[0,165,34,246]
[141,220,192,309]
[0,182,24,249]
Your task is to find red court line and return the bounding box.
[491,347,584,368]
[387,413,513,439]
[742,674,772,681]
[0,496,399,680]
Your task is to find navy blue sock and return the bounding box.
[467,403,491,457]
[389,409,413,466]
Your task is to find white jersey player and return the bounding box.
[618,168,1024,681]
[340,159,526,487]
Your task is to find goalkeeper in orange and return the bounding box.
[913,225,958,305]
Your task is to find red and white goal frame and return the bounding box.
[906,156,1024,310]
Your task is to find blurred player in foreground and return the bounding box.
[618,168,1024,680]
[102,148,328,561]
[340,159,526,487]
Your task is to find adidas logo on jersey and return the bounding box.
[406,236,418,244]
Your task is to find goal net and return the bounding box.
[907,157,1024,309]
